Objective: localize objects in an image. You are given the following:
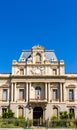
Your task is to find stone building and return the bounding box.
[0,45,77,125]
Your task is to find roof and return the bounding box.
[18,46,58,62]
[45,51,58,61]
[19,51,31,62]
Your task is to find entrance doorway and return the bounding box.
[33,107,43,126]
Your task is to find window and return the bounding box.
[35,86,41,99]
[20,69,24,75]
[18,107,23,117]
[3,89,8,101]
[36,53,41,63]
[53,69,57,75]
[53,107,58,117]
[19,89,24,100]
[69,89,74,101]
[69,108,74,114]
[53,89,58,101]
[69,108,75,118]
[2,108,7,115]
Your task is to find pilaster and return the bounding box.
[48,83,50,102]
[11,83,13,102]
[26,83,28,102]
[60,83,62,102]
[45,83,47,99]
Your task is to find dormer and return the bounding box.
[32,45,45,64]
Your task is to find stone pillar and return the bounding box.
[0,87,2,101]
[48,83,50,102]
[8,88,9,101]
[26,83,28,102]
[60,83,62,102]
[14,83,17,102]
[29,83,31,100]
[45,83,47,99]
[11,83,13,102]
[62,83,64,102]
[24,68,26,75]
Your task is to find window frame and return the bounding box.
[35,86,41,99]
[36,53,41,63]
[19,89,25,100]
[69,89,74,101]
[53,89,59,101]
[53,69,57,75]
[2,89,8,101]
[20,68,24,75]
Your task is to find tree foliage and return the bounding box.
[59,111,74,120]
[2,109,14,118]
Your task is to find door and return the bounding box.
[33,107,43,126]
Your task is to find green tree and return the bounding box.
[59,111,69,120]
[7,109,14,118]
[2,109,14,118]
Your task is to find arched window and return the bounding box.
[35,86,41,99]
[69,108,75,118]
[69,89,74,101]
[36,53,41,63]
[53,107,58,117]
[18,106,24,117]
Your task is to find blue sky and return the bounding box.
[0,0,77,73]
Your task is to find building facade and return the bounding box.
[0,45,77,125]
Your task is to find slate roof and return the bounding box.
[19,51,31,62]
[18,47,58,62]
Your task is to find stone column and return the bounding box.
[8,88,9,101]
[60,83,62,102]
[26,83,28,102]
[0,87,2,101]
[62,83,64,102]
[14,83,17,102]
[45,83,47,99]
[24,68,26,75]
[29,83,31,101]
[11,83,13,102]
[48,83,50,102]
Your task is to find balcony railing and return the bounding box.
[29,98,47,103]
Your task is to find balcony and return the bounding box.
[29,98,47,104]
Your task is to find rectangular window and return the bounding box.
[69,108,74,114]
[69,89,74,101]
[18,108,23,117]
[3,89,8,101]
[53,69,57,75]
[2,108,7,115]
[53,89,58,100]
[19,89,24,100]
[20,69,24,75]
[35,90,41,99]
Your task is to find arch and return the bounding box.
[53,107,58,117]
[69,108,75,118]
[18,105,24,109]
[36,53,41,62]
[35,86,41,90]
[18,106,24,117]
[33,107,43,126]
[53,105,59,117]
